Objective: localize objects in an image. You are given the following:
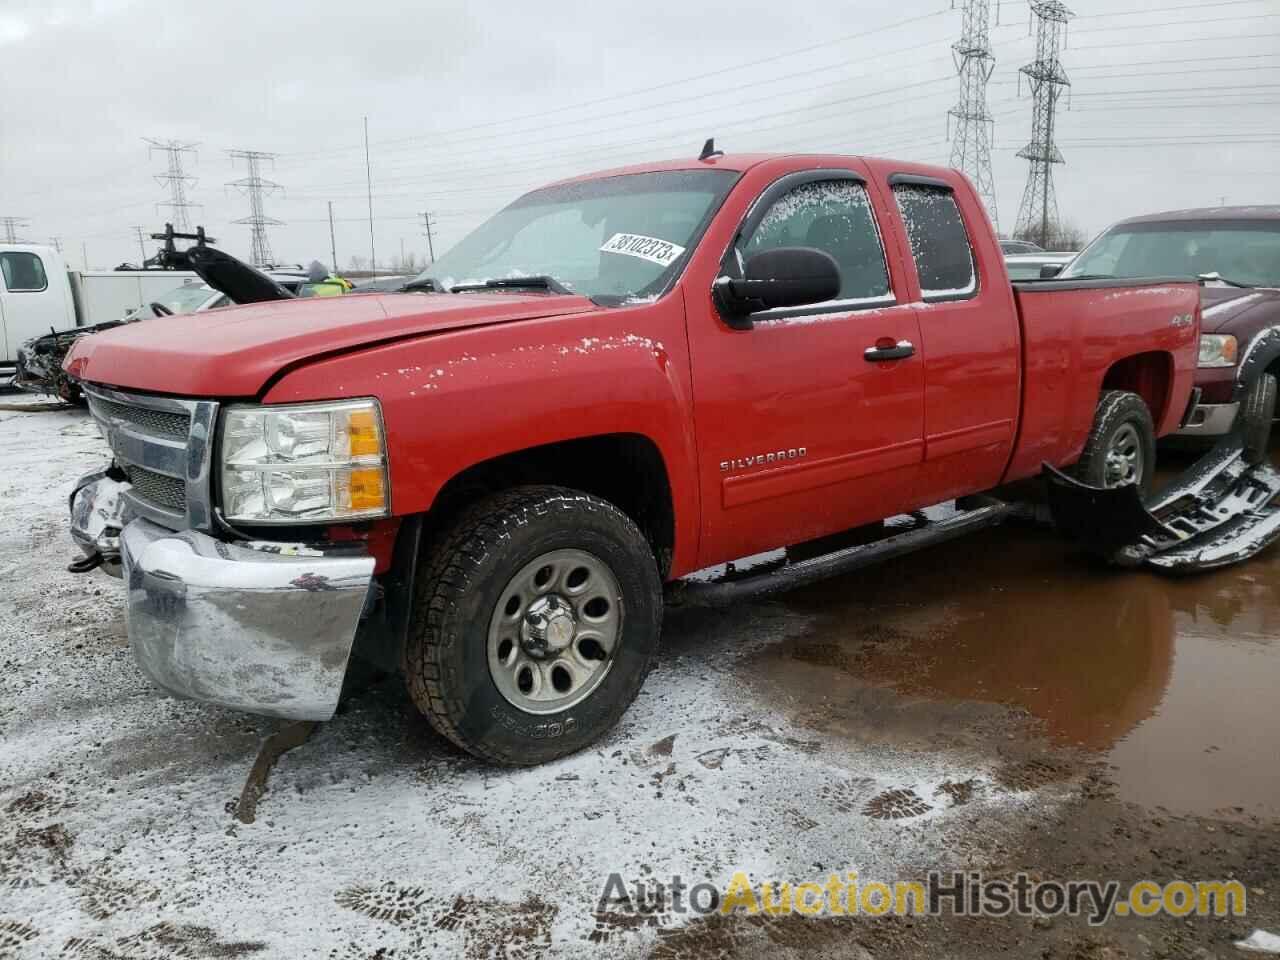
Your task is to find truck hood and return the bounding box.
[65,291,598,397]
[1200,286,1280,334]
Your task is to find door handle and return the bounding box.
[864,339,915,362]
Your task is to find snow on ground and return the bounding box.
[0,402,1068,959]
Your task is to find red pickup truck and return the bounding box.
[65,152,1200,764]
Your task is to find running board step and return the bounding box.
[673,497,1015,606]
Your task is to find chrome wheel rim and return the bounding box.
[1103,423,1144,488]
[487,548,622,715]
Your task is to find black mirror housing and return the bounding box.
[714,247,841,327]
[1040,263,1065,279]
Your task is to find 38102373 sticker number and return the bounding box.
[599,232,687,267]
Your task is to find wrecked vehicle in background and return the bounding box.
[14,227,313,400]
[1,241,198,389]
[16,281,229,400]
[65,150,1212,765]
[1055,206,1280,441]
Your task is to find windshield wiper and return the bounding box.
[449,275,573,295]
[1198,272,1256,289]
[401,277,442,293]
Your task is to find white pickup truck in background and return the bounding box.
[0,243,198,383]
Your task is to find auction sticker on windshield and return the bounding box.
[600,233,686,267]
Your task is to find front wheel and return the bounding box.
[403,486,662,765]
[1072,390,1157,494]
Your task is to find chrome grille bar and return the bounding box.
[84,384,218,532]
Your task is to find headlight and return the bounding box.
[1198,334,1238,368]
[219,399,389,523]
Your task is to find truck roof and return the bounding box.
[1117,205,1280,225]
[0,242,59,255]
[543,153,958,189]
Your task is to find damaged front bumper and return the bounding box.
[70,475,375,720]
[1050,326,1280,574]
[69,470,130,577]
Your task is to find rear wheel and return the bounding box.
[403,485,662,765]
[1073,390,1157,494]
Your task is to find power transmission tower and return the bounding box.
[145,138,201,231]
[131,225,149,263]
[1,217,31,243]
[227,150,284,267]
[948,0,1000,229]
[420,211,437,263]
[1014,0,1073,248]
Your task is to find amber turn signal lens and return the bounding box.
[348,409,382,457]
[347,468,386,512]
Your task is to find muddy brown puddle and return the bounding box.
[763,447,1280,819]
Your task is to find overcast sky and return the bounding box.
[1,0,1277,272]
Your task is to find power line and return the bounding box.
[283,69,960,189]
[1015,0,1074,247]
[1069,52,1280,70]
[1070,11,1280,34]
[273,8,1270,174]
[144,138,200,231]
[948,0,1000,226]
[1076,0,1273,17]
[1073,30,1280,51]
[285,74,959,197]
[227,149,283,267]
[279,8,953,164]
[0,217,31,243]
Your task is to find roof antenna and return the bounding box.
[698,138,724,162]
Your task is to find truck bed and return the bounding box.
[1004,276,1201,484]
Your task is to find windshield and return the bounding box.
[410,169,739,302]
[124,282,217,320]
[1063,220,1280,287]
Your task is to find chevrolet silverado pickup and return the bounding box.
[65,152,1201,764]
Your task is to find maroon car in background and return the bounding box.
[1058,206,1280,439]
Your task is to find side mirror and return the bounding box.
[714,247,841,328]
[1040,263,1064,279]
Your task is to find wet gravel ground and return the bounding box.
[0,400,1277,959]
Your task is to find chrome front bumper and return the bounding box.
[1176,400,1240,438]
[71,477,375,721]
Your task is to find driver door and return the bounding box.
[685,167,925,566]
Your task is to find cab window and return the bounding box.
[740,179,891,305]
[892,184,977,301]
[0,252,48,292]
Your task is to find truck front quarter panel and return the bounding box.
[261,298,703,577]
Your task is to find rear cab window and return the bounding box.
[734,176,894,318]
[0,252,49,292]
[892,182,978,302]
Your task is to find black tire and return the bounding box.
[403,485,662,765]
[1241,373,1276,466]
[1072,390,1157,494]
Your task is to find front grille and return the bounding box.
[84,385,212,528]
[89,396,190,439]
[124,465,187,512]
